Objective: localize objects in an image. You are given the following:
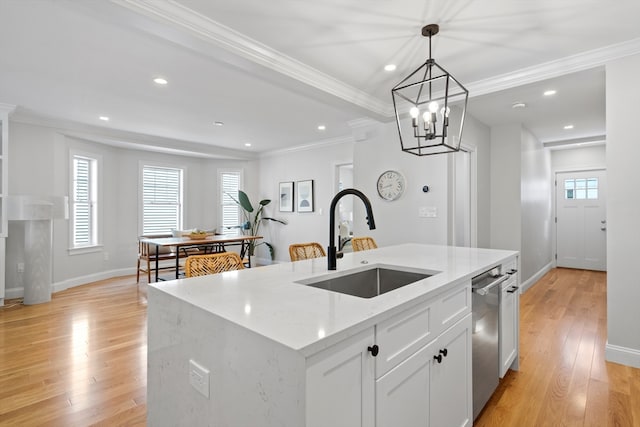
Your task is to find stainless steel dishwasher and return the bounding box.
[471,267,507,420]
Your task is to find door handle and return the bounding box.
[601,227,606,231]
[601,220,606,224]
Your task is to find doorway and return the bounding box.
[335,163,354,250]
[450,145,477,247]
[555,169,607,271]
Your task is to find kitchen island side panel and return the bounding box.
[147,287,306,427]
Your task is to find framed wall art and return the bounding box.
[279,181,294,212]
[296,180,314,212]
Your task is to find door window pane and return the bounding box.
[564,177,599,200]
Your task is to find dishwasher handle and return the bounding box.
[472,275,508,296]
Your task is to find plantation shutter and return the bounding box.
[73,157,92,246]
[221,172,241,233]
[143,166,182,234]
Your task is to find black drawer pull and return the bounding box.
[368,345,379,357]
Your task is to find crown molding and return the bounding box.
[10,109,257,160]
[111,0,389,117]
[111,1,640,118]
[0,103,17,115]
[467,38,640,98]
[543,135,606,150]
[259,135,354,158]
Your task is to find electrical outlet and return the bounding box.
[189,359,210,398]
[103,252,109,261]
[17,262,25,273]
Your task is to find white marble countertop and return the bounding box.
[149,243,518,356]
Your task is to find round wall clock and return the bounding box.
[377,170,405,201]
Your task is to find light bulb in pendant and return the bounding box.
[428,101,439,113]
[409,107,420,118]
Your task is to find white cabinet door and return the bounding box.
[500,275,518,378]
[306,328,375,427]
[430,314,472,427]
[375,338,436,427]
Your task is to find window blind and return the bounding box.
[221,172,241,233]
[73,156,92,246]
[143,166,183,234]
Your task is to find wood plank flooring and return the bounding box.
[0,277,148,426]
[0,268,638,426]
[475,268,640,426]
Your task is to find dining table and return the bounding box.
[142,234,263,282]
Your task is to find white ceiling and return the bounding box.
[1,0,639,158]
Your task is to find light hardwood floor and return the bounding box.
[0,268,638,426]
[476,268,640,426]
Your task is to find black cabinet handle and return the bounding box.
[433,354,443,364]
[507,286,519,293]
[439,348,448,357]
[368,345,379,357]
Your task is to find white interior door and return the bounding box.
[556,170,607,271]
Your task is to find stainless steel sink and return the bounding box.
[295,266,434,298]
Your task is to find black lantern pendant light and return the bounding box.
[391,24,469,156]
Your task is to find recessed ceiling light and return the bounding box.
[511,102,526,109]
[153,77,168,85]
[544,90,557,96]
[99,116,110,121]
[384,64,397,72]
[564,124,574,130]
[213,121,224,126]
[317,125,326,131]
[244,143,252,147]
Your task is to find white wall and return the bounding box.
[605,53,640,368]
[551,145,606,171]
[256,140,354,262]
[490,124,522,252]
[5,121,253,293]
[352,121,449,246]
[520,128,553,283]
[257,112,491,262]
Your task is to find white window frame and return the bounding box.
[139,161,186,235]
[218,169,243,235]
[69,150,102,254]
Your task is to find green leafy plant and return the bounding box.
[227,190,287,259]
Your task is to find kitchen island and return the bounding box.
[148,243,518,426]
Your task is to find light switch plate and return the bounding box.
[419,207,438,218]
[189,359,210,398]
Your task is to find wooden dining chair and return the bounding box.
[289,242,326,261]
[185,252,245,277]
[137,234,177,283]
[351,236,378,252]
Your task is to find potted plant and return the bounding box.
[227,190,286,259]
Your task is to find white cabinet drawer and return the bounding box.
[435,281,471,333]
[375,281,471,378]
[375,299,435,378]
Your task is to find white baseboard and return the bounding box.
[253,256,288,266]
[4,267,137,299]
[605,342,640,369]
[4,287,24,299]
[52,267,136,293]
[520,261,554,293]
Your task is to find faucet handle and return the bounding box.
[336,251,344,259]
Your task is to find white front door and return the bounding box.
[555,170,607,271]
